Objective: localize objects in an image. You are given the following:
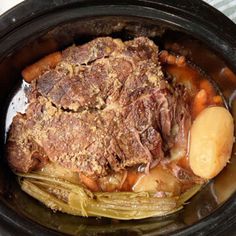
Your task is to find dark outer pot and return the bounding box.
[0,0,236,235]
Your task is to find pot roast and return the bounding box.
[7,37,191,177]
[5,36,234,220]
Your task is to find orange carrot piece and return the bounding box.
[176,56,186,67]
[22,51,62,83]
[221,67,236,83]
[192,89,208,118]
[159,50,169,63]
[199,80,215,98]
[213,95,223,105]
[127,172,139,185]
[121,171,140,191]
[177,156,190,170]
[166,54,177,65]
[79,173,100,192]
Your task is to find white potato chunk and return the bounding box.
[189,106,234,179]
[132,165,181,195]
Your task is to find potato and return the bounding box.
[189,106,234,179]
[132,165,181,195]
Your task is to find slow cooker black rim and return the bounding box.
[0,0,236,235]
[0,0,236,69]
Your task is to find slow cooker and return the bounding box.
[0,0,236,235]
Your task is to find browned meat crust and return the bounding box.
[7,37,191,177]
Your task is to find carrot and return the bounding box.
[192,89,208,118]
[213,95,223,105]
[199,80,215,98]
[159,50,169,63]
[176,56,186,67]
[127,172,139,185]
[177,156,190,170]
[166,54,176,65]
[22,51,62,83]
[79,173,100,192]
[121,171,140,191]
[221,67,236,83]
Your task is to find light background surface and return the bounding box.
[0,0,236,23]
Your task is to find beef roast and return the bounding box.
[7,37,191,177]
[33,37,160,110]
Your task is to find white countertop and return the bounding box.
[0,0,24,15]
